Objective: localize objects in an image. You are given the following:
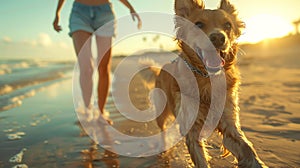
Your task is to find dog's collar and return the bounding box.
[171,57,209,78]
[182,59,209,78]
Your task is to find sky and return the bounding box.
[0,0,299,60]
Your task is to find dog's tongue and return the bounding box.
[201,50,225,68]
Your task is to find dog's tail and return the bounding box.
[138,58,161,90]
[138,58,161,76]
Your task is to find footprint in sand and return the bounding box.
[244,95,256,105]
[262,118,288,127]
[288,117,300,124]
[268,103,285,111]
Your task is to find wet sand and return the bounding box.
[1,36,300,167]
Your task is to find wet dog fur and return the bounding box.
[151,0,267,167]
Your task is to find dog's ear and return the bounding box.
[219,0,236,14]
[219,0,245,37]
[175,0,205,17]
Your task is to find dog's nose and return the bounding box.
[209,33,226,48]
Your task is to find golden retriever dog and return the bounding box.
[149,0,268,167]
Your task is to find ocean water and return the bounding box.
[0,59,75,111]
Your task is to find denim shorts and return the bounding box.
[68,2,116,37]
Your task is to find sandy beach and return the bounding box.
[0,35,300,168]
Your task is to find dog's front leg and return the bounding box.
[186,127,211,168]
[218,110,267,168]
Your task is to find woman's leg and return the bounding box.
[95,36,112,114]
[72,31,94,108]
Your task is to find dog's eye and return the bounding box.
[224,22,232,30]
[195,22,205,29]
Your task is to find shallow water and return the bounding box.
[0,76,194,168]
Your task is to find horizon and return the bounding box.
[1,0,300,60]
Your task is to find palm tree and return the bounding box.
[293,19,300,35]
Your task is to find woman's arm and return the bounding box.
[119,0,142,29]
[53,0,66,32]
[119,0,135,13]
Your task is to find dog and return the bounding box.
[146,0,268,167]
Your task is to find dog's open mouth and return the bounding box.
[196,47,225,73]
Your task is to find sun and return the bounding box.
[239,14,294,43]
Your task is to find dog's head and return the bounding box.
[175,0,245,71]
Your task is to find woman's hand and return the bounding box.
[130,10,142,29]
[53,15,62,32]
[119,0,142,29]
[53,0,65,32]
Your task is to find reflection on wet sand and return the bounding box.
[77,120,120,168]
[81,142,120,168]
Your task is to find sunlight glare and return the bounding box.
[239,14,294,43]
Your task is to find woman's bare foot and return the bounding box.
[100,110,113,125]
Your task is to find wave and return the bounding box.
[0,59,75,111]
[0,77,70,111]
